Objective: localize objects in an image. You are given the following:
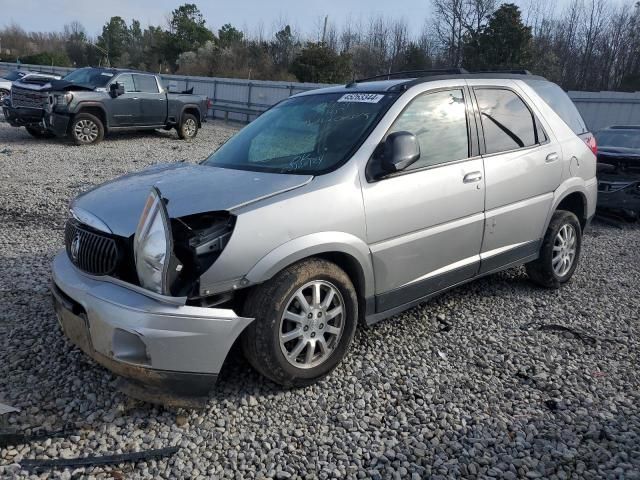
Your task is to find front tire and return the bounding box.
[526,210,582,288]
[241,258,358,387]
[70,113,104,145]
[177,113,199,140]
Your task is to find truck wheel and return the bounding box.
[0,89,9,102]
[70,113,104,145]
[241,258,358,387]
[25,126,55,139]
[526,210,582,288]
[177,113,198,140]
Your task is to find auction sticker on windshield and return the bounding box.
[337,93,385,103]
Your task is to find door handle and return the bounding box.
[546,152,559,163]
[463,171,483,183]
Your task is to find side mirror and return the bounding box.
[381,131,421,174]
[109,82,125,98]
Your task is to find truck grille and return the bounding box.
[65,220,120,276]
[11,86,48,109]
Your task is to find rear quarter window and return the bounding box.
[525,80,587,135]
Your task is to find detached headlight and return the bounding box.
[134,187,181,294]
[55,92,73,106]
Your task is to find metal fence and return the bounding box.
[2,61,639,128]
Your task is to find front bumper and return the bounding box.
[2,105,46,127]
[51,251,253,405]
[45,112,71,137]
[597,177,640,214]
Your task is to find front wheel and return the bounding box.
[177,113,198,140]
[526,210,582,288]
[241,258,358,387]
[70,113,104,145]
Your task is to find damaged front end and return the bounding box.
[597,154,640,219]
[51,187,252,407]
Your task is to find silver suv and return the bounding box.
[51,71,597,404]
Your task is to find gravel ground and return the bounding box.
[0,120,639,479]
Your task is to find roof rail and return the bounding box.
[471,69,532,75]
[346,68,469,86]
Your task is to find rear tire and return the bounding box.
[70,113,104,145]
[177,113,198,140]
[25,126,55,139]
[526,210,582,288]
[241,258,358,387]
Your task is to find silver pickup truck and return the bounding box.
[4,67,209,145]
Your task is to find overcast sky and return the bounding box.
[0,0,558,38]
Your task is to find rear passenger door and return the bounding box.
[133,74,166,125]
[468,81,563,273]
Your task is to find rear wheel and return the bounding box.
[241,258,358,387]
[177,113,198,140]
[526,210,582,288]
[25,126,55,139]
[70,113,104,145]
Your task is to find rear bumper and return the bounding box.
[51,251,253,405]
[2,105,45,127]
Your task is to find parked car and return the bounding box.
[45,67,209,145]
[0,69,34,100]
[51,70,597,404]
[3,67,209,144]
[2,71,62,136]
[595,125,640,218]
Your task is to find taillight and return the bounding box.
[206,97,213,110]
[581,132,597,156]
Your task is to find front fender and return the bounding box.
[244,231,375,298]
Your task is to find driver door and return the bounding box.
[109,74,140,127]
[361,86,486,313]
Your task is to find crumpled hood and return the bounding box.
[72,163,313,236]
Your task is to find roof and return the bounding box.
[295,72,549,97]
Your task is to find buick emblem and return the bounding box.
[70,234,81,262]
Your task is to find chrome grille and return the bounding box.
[11,86,48,109]
[65,220,119,276]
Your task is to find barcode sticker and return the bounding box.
[337,93,385,103]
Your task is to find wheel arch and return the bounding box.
[243,232,375,320]
[180,104,202,127]
[74,103,108,130]
[542,180,591,236]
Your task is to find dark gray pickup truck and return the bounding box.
[4,67,210,145]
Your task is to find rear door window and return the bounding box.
[525,80,587,134]
[474,88,538,154]
[133,74,159,93]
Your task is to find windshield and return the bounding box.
[3,71,25,81]
[62,68,114,87]
[204,92,397,174]
[596,130,640,150]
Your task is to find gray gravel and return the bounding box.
[1,120,639,479]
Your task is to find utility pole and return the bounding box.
[321,15,328,44]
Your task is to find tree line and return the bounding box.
[0,0,639,91]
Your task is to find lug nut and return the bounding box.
[319,323,324,329]
[303,326,309,332]
[317,312,322,317]
[310,332,316,338]
[307,313,313,319]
